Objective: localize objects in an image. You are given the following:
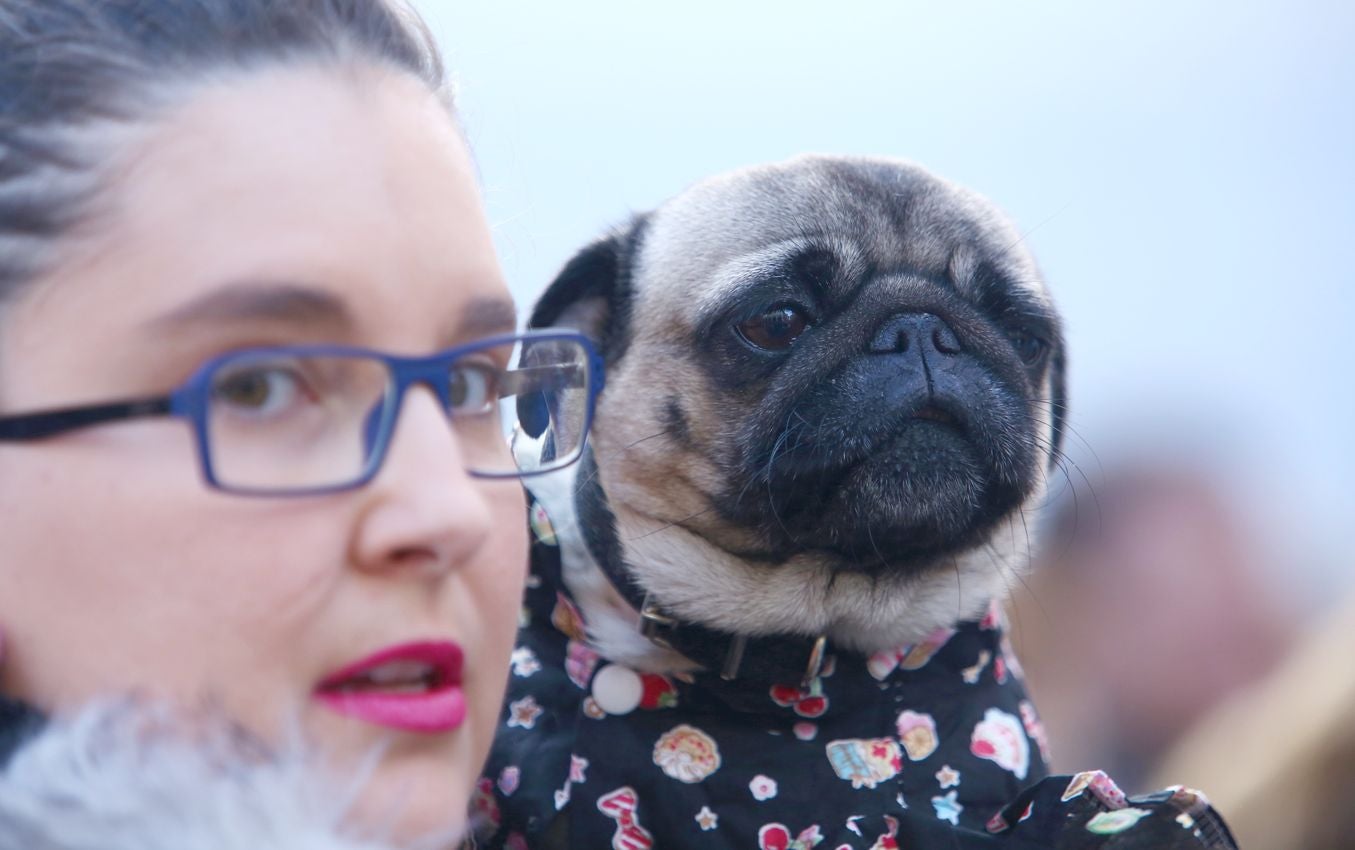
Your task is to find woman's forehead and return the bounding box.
[37,63,509,349]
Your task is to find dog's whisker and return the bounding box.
[1029,398,1107,485]
[567,427,679,493]
[988,527,1054,638]
[1007,518,1045,615]
[1046,456,1079,516]
[762,412,799,539]
[1015,503,1033,567]
[982,544,1015,610]
[1022,430,1080,512]
[1055,452,1102,536]
[623,505,718,543]
[730,473,760,510]
[982,541,1024,606]
[632,426,681,448]
[951,555,964,618]
[865,522,887,569]
[563,428,688,513]
[997,199,1073,260]
[1008,406,1105,538]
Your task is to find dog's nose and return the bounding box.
[867,312,962,356]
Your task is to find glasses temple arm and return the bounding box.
[496,363,588,399]
[0,396,174,441]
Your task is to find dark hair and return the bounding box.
[0,0,450,302]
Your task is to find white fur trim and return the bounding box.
[0,700,435,850]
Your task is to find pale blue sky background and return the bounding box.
[416,1,1354,599]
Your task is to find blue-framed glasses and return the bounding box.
[0,330,603,496]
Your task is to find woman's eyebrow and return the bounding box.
[454,296,518,338]
[145,282,351,331]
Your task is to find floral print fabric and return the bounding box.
[474,498,1237,849]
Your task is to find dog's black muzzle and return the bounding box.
[720,311,1040,571]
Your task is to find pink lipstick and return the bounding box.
[314,640,465,733]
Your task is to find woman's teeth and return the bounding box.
[340,661,436,692]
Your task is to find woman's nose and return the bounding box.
[348,386,495,577]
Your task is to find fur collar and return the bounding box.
[0,698,452,850]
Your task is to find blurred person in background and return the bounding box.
[1008,458,1299,790]
[1151,585,1355,850]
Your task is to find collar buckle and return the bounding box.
[801,635,829,689]
[719,635,749,680]
[638,594,679,648]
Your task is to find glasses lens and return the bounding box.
[200,336,594,492]
[465,335,592,476]
[204,352,393,492]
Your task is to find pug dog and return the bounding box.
[478,156,1229,850]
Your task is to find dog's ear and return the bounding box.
[527,215,648,363]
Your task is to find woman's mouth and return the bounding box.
[314,640,465,733]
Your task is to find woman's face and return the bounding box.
[0,66,527,840]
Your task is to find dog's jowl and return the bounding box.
[477,156,1236,850]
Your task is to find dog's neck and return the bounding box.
[540,445,1015,680]
[536,450,844,685]
[593,469,834,684]
[523,452,692,674]
[525,451,819,680]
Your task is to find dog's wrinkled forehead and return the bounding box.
[634,155,1047,323]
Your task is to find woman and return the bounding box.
[0,1,597,845]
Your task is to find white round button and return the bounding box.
[592,664,644,715]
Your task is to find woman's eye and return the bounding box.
[212,367,305,416]
[449,362,499,414]
[1009,332,1049,365]
[736,304,812,351]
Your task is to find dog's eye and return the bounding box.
[1008,332,1049,365]
[736,305,811,351]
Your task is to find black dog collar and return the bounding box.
[573,449,831,686]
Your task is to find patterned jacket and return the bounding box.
[476,498,1237,850]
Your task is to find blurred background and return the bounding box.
[417,1,1353,845]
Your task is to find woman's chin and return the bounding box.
[309,719,476,847]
